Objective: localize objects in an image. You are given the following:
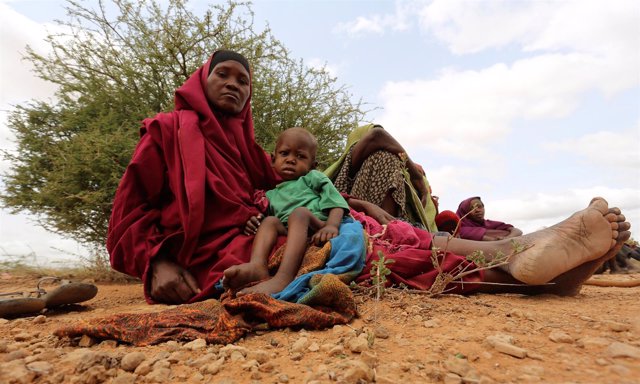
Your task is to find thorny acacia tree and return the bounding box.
[1,0,367,249]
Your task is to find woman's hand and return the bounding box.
[244,214,264,235]
[150,258,200,304]
[407,159,429,207]
[410,175,429,207]
[311,224,339,246]
[349,198,395,224]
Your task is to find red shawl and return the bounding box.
[456,196,513,241]
[107,53,278,303]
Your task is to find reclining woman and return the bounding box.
[326,124,630,295]
[108,52,630,304]
[456,196,523,241]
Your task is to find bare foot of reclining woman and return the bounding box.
[431,197,631,295]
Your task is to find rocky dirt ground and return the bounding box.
[1,269,639,384]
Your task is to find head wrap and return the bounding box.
[207,50,251,76]
[435,210,460,235]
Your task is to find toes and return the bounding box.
[618,221,631,232]
[589,197,609,214]
[605,212,619,223]
[607,207,621,215]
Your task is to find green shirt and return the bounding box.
[266,170,349,224]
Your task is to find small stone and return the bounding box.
[444,356,471,376]
[201,357,225,375]
[424,319,440,328]
[247,349,269,363]
[26,361,53,374]
[241,359,259,370]
[491,341,527,359]
[14,333,32,342]
[548,330,573,344]
[577,336,611,348]
[604,321,630,332]
[121,352,146,372]
[277,373,290,383]
[258,361,275,373]
[146,367,171,383]
[342,360,374,383]
[219,344,247,357]
[164,340,181,352]
[607,342,640,359]
[134,360,153,376]
[308,342,320,352]
[230,350,245,362]
[167,350,190,363]
[111,372,136,384]
[290,352,303,361]
[609,364,631,375]
[347,336,369,353]
[328,345,344,356]
[99,340,118,348]
[78,335,97,347]
[4,349,29,362]
[183,338,207,351]
[32,315,46,324]
[189,353,218,368]
[291,337,310,353]
[0,360,37,384]
[595,358,609,366]
[444,373,462,384]
[373,326,389,339]
[360,350,378,368]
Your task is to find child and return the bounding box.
[223,127,350,295]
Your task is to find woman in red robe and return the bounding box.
[107,50,278,304]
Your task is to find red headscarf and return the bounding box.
[107,51,278,302]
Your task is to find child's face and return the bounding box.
[272,132,317,181]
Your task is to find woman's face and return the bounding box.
[469,198,485,222]
[205,60,250,115]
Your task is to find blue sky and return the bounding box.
[1,0,639,266]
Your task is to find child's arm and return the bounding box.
[311,207,344,245]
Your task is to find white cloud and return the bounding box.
[377,51,632,157]
[418,0,639,56]
[0,2,81,265]
[333,0,416,38]
[489,187,640,235]
[543,127,640,169]
[0,2,59,105]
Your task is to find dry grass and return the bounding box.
[0,251,138,284]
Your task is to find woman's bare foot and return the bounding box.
[507,197,623,285]
[222,263,269,290]
[238,274,293,296]
[543,207,631,296]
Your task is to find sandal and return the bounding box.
[0,294,46,318]
[39,277,98,308]
[0,277,98,318]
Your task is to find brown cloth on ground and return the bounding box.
[54,243,358,346]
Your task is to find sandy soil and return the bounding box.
[1,271,639,384]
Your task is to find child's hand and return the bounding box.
[311,224,339,246]
[244,214,264,235]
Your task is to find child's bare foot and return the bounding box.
[223,263,269,290]
[238,274,293,296]
[508,197,623,285]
